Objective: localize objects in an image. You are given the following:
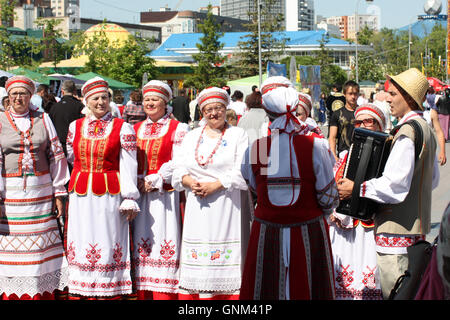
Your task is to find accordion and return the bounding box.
[336,127,392,221]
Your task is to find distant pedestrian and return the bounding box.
[172,88,191,124]
[123,89,146,125]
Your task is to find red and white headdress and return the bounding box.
[142,80,173,103]
[81,76,109,102]
[5,75,35,95]
[354,103,387,132]
[197,87,230,111]
[297,92,312,117]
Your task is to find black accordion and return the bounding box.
[337,127,392,220]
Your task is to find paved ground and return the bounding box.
[318,123,449,242]
[426,140,450,242]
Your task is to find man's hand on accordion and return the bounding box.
[337,178,354,200]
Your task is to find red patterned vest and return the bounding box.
[134,119,179,190]
[68,117,124,196]
[251,134,323,225]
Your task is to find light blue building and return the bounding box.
[149,30,372,72]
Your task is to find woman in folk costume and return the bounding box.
[329,103,386,300]
[132,81,189,300]
[0,76,70,300]
[172,87,249,300]
[65,77,140,299]
[240,76,339,300]
[295,92,325,138]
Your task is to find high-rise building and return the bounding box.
[49,0,79,17]
[326,13,379,40]
[220,0,315,31]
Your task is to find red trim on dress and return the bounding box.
[68,117,124,196]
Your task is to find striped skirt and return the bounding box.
[240,216,335,300]
[0,174,68,299]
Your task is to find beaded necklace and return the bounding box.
[194,124,227,167]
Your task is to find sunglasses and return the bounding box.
[354,118,377,127]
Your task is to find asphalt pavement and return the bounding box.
[427,140,450,242]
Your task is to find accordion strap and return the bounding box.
[350,136,374,218]
[390,120,423,162]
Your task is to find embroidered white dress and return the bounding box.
[328,151,382,300]
[132,115,189,294]
[172,125,249,294]
[0,110,70,298]
[66,112,140,297]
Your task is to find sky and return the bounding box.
[79,0,447,30]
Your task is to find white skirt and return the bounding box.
[329,222,383,300]
[132,190,181,293]
[179,189,243,293]
[0,174,68,297]
[66,191,132,297]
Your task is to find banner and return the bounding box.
[267,61,287,77]
[298,65,321,103]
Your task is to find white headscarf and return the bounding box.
[261,76,306,133]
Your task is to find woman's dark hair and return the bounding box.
[245,91,263,109]
[130,90,143,104]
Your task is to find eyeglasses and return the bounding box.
[354,118,377,127]
[203,106,226,115]
[9,92,30,98]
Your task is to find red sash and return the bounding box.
[68,117,123,196]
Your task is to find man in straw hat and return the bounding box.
[337,68,440,299]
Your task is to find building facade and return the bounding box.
[220,0,315,31]
[326,14,379,40]
[140,8,249,42]
[150,30,372,72]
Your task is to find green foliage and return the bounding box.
[108,36,160,88]
[184,5,227,90]
[70,22,159,87]
[0,0,18,70]
[34,18,68,70]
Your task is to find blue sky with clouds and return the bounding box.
[80,0,447,30]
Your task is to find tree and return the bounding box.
[353,26,384,82]
[71,22,114,75]
[184,5,227,90]
[108,36,160,88]
[232,0,287,78]
[34,18,68,71]
[315,34,347,91]
[0,0,17,70]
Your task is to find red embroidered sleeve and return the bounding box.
[121,133,137,152]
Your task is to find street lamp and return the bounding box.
[355,0,373,83]
[257,0,262,88]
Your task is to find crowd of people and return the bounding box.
[0,67,447,301]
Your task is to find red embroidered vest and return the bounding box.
[251,134,323,225]
[68,117,124,196]
[135,119,179,190]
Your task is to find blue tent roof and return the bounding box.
[397,19,446,38]
[150,30,351,59]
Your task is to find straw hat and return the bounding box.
[387,68,429,110]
